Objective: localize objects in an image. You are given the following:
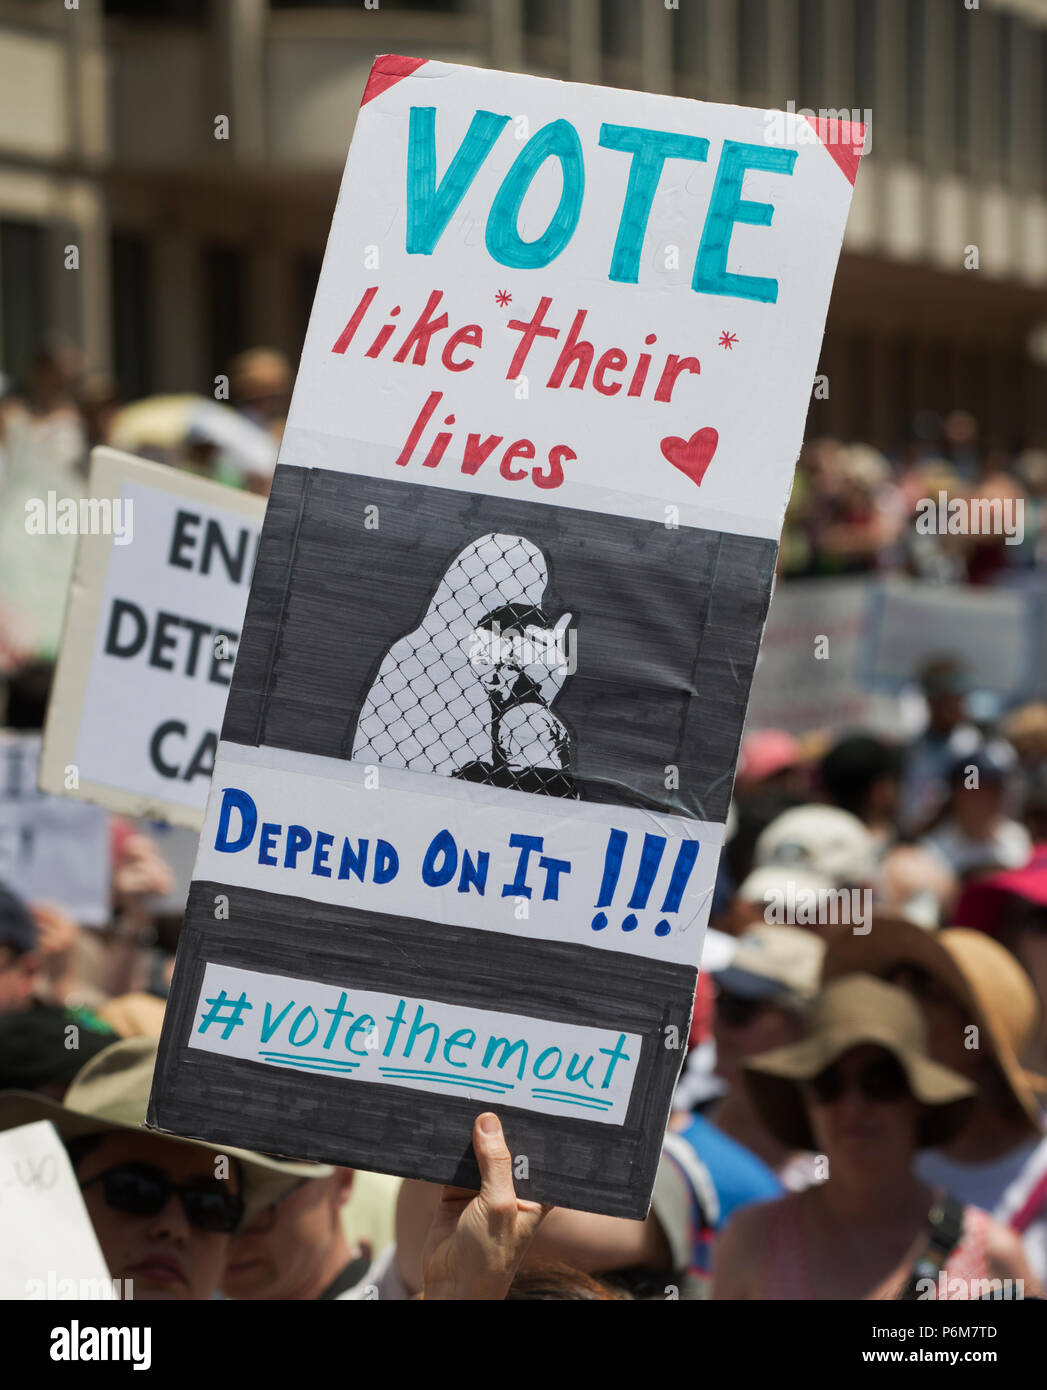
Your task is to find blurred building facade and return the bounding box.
[1,0,1046,447]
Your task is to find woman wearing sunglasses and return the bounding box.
[713,975,1036,1299]
[0,1036,317,1301]
[68,1133,246,1300]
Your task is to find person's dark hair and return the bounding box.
[947,747,1008,788]
[0,883,38,957]
[999,897,1047,938]
[919,657,971,699]
[0,1003,116,1092]
[977,1056,1031,1124]
[506,1261,630,1300]
[2,660,55,730]
[724,788,808,885]
[819,734,902,818]
[1020,765,1047,828]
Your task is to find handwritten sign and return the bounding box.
[151,57,862,1216]
[0,733,109,926]
[39,448,265,829]
[193,962,639,1123]
[861,577,1042,699]
[199,756,707,961]
[0,1122,113,1300]
[747,578,897,735]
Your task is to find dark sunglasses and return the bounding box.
[81,1162,244,1234]
[808,1055,910,1106]
[716,989,772,1028]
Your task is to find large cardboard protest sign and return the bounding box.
[0,733,109,926]
[747,578,898,736]
[748,576,1046,737]
[39,449,265,829]
[150,58,862,1215]
[860,577,1043,700]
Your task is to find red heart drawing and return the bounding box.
[660,428,719,487]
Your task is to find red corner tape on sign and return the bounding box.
[801,115,866,186]
[362,55,429,106]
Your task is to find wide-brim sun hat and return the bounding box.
[744,974,977,1152]
[0,1036,331,1223]
[823,917,1046,1132]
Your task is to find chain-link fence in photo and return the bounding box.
[351,532,578,797]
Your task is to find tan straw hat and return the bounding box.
[823,918,1046,1131]
[0,1037,331,1223]
[744,974,977,1151]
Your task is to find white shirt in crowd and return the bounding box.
[915,1131,1047,1285]
[921,818,1031,879]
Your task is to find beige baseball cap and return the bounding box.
[709,924,825,1010]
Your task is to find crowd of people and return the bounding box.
[783,417,1044,584]
[2,338,1047,1300]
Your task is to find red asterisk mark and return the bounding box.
[718,330,738,350]
[495,290,512,307]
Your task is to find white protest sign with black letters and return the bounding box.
[151,57,863,1217]
[40,448,265,829]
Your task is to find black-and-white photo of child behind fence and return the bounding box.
[221,466,778,822]
[353,533,578,798]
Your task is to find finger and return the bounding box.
[473,1112,516,1212]
[554,612,573,635]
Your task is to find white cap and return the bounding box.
[754,804,878,887]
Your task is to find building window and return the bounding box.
[103,1,207,16]
[600,0,641,57]
[204,245,246,386]
[737,0,768,104]
[672,0,707,86]
[854,0,876,114]
[271,0,465,7]
[997,13,1013,172]
[111,234,152,403]
[905,0,924,151]
[600,0,642,85]
[524,0,567,74]
[0,220,45,395]
[798,0,823,106]
[954,5,972,171]
[295,254,323,361]
[1042,31,1047,189]
[524,0,561,37]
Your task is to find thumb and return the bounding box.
[473,1113,515,1212]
